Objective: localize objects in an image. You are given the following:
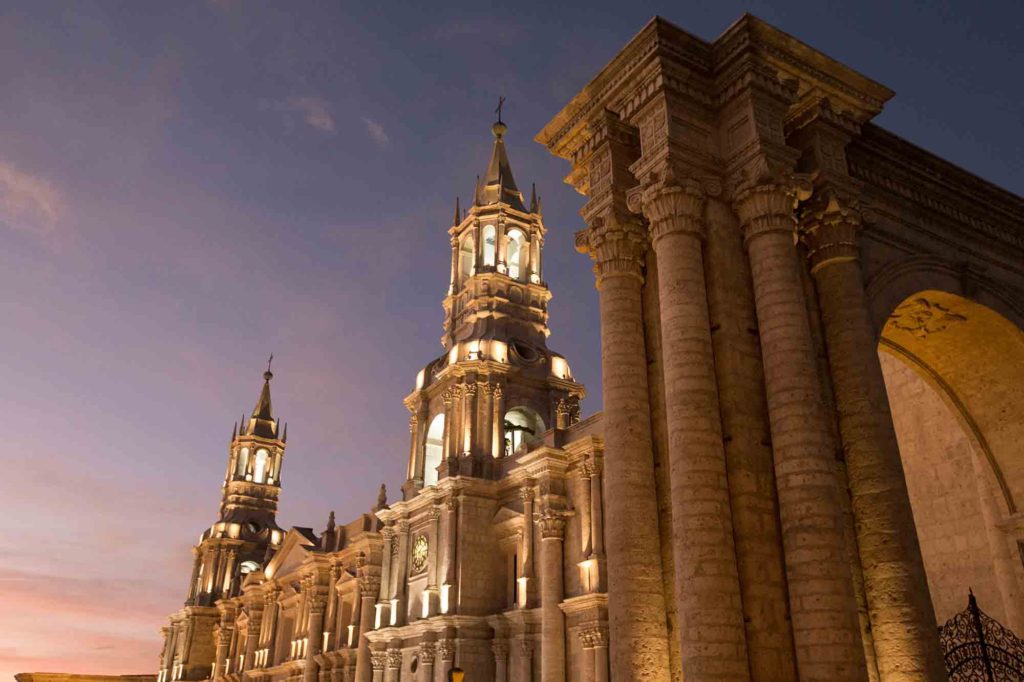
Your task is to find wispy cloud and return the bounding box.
[363,117,390,147]
[0,160,62,237]
[286,96,336,134]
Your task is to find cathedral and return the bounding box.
[155,13,1024,682]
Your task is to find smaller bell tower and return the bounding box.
[162,364,289,682]
[185,363,286,609]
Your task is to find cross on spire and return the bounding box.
[495,96,506,124]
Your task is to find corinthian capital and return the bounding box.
[733,173,813,243]
[638,178,706,244]
[798,191,862,273]
[575,210,648,286]
[537,508,568,540]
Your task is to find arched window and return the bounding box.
[236,447,249,477]
[423,414,445,486]
[253,449,269,484]
[503,406,545,456]
[506,229,524,280]
[458,235,475,282]
[482,225,496,267]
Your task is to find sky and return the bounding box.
[0,0,1021,678]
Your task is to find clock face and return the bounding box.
[411,534,429,575]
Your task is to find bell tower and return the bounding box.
[186,363,286,608]
[402,117,585,497]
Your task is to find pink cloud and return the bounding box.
[0,160,61,237]
[286,96,336,134]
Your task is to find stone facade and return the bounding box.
[537,13,1024,682]
[131,13,1024,682]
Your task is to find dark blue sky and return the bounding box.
[1,0,1020,674]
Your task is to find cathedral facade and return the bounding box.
[157,13,1024,682]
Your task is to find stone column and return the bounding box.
[591,628,609,682]
[378,527,394,626]
[800,195,945,680]
[448,238,458,293]
[355,576,379,682]
[639,179,750,679]
[419,641,436,682]
[519,639,534,682]
[437,639,455,682]
[370,651,386,682]
[576,211,671,680]
[462,382,477,455]
[493,640,509,682]
[481,383,494,458]
[305,591,327,682]
[187,548,202,602]
[538,509,567,682]
[391,521,410,625]
[214,627,232,679]
[408,414,420,482]
[519,485,535,605]
[492,384,505,457]
[442,388,455,462]
[264,590,280,663]
[385,647,401,682]
[588,458,605,560]
[734,179,867,681]
[444,496,459,611]
[243,617,261,672]
[425,505,442,617]
[577,461,593,557]
[578,630,596,682]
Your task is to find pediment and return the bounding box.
[265,527,318,580]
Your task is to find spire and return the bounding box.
[231,422,237,443]
[478,115,526,212]
[529,182,538,213]
[453,196,461,226]
[243,357,278,439]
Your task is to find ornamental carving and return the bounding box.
[575,211,648,285]
[359,576,381,598]
[889,298,967,339]
[579,624,608,648]
[386,648,402,669]
[370,651,387,671]
[437,639,455,661]
[419,641,436,665]
[733,174,813,243]
[492,639,510,661]
[411,534,429,575]
[798,191,863,272]
[640,177,707,244]
[537,508,568,540]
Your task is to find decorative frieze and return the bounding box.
[889,297,967,339]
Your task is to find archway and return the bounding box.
[878,289,1024,632]
[423,414,445,487]
[503,405,544,457]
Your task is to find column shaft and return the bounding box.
[355,592,375,682]
[304,604,325,682]
[644,184,750,679]
[736,184,866,681]
[807,223,944,679]
[580,216,671,681]
[704,196,797,680]
[539,511,566,682]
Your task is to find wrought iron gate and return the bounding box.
[939,591,1024,680]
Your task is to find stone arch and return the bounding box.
[874,286,1024,632]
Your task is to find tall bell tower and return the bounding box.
[402,117,585,497]
[161,366,288,682]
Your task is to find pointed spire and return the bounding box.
[240,415,246,436]
[243,357,279,439]
[231,422,237,443]
[474,175,482,206]
[282,422,288,443]
[529,183,537,213]
[453,196,461,226]
[327,510,336,532]
[478,116,526,211]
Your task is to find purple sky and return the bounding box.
[1,0,1021,677]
